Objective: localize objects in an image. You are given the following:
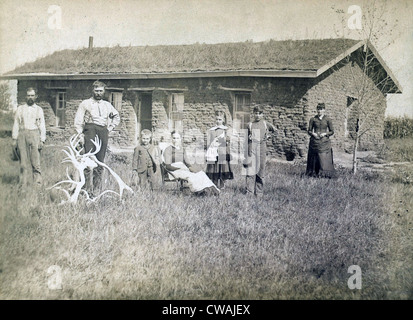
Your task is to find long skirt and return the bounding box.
[306,147,335,178]
[206,160,233,184]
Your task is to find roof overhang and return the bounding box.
[0,69,318,81]
[364,40,403,93]
[316,40,402,94]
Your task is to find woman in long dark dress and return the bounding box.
[205,111,234,189]
[306,103,335,178]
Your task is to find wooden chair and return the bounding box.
[158,142,187,191]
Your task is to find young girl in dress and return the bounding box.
[205,111,234,189]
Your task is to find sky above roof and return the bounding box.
[0,0,412,116]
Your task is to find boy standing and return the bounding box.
[243,106,277,197]
[132,129,159,190]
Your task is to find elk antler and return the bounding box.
[82,135,102,158]
[91,156,134,198]
[48,157,88,204]
[49,133,133,204]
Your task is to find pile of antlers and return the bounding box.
[48,133,133,204]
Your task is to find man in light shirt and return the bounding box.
[12,87,46,187]
[74,80,120,195]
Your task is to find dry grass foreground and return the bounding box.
[0,137,411,300]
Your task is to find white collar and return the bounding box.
[209,125,228,131]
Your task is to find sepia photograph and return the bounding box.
[0,0,412,306]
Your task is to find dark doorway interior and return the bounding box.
[140,93,152,131]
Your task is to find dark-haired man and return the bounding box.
[12,87,46,187]
[74,81,120,195]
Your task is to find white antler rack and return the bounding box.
[48,133,133,204]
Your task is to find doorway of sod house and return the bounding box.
[138,93,153,133]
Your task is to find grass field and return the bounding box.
[0,136,412,300]
[381,137,413,163]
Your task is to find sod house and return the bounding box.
[1,38,402,160]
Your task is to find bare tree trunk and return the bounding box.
[352,134,359,175]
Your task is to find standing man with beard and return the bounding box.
[74,80,120,196]
[12,87,46,187]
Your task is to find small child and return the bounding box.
[132,129,159,190]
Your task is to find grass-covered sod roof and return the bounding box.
[9,38,360,74]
